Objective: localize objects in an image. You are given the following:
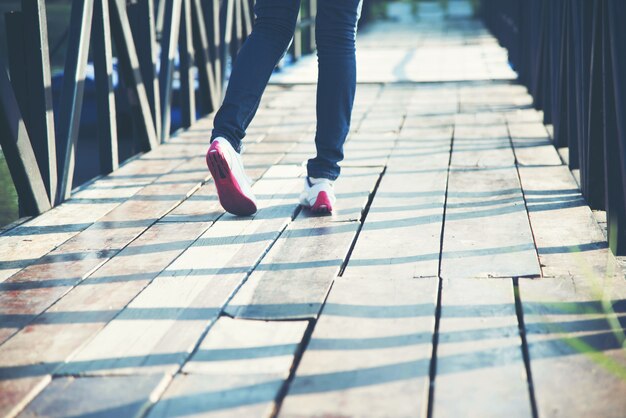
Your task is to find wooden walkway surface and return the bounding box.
[1,6,626,418]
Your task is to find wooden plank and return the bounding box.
[341,135,398,167]
[279,278,437,417]
[148,374,283,418]
[517,165,618,279]
[148,318,308,418]
[451,124,515,167]
[454,112,507,128]
[184,317,308,374]
[0,221,212,417]
[459,85,532,113]
[519,276,626,418]
[433,278,533,418]
[58,166,303,376]
[0,128,210,282]
[224,166,383,320]
[159,181,222,223]
[0,155,210,344]
[440,167,541,278]
[342,130,451,278]
[16,375,167,418]
[507,120,562,167]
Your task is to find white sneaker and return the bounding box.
[206,137,257,216]
[299,177,336,213]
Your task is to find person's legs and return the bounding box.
[306,0,363,180]
[208,0,301,216]
[211,0,302,152]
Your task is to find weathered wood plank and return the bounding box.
[0,130,209,282]
[341,135,398,167]
[433,278,533,418]
[458,85,531,113]
[184,317,308,374]
[440,167,541,278]
[58,166,303,376]
[517,166,618,279]
[0,221,211,417]
[0,156,210,345]
[343,130,451,278]
[519,276,626,418]
[17,375,167,418]
[148,318,308,418]
[224,166,383,320]
[451,124,514,167]
[507,120,562,167]
[279,278,437,417]
[148,374,282,418]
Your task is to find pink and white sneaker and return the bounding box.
[206,137,257,216]
[299,177,336,214]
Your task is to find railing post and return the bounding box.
[191,0,220,113]
[109,0,159,153]
[9,0,58,206]
[56,0,94,202]
[0,62,51,215]
[179,0,197,128]
[158,0,183,141]
[128,0,162,141]
[604,0,626,255]
[93,0,119,174]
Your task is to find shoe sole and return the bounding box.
[206,142,257,216]
[310,191,333,214]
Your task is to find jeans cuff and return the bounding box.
[211,131,242,153]
[306,168,340,181]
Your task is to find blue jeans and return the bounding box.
[211,0,362,180]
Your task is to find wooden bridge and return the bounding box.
[1,2,625,418]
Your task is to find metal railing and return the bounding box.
[0,0,318,218]
[481,0,626,256]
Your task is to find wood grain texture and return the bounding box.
[58,166,303,376]
[184,317,308,375]
[0,137,202,283]
[279,278,437,418]
[148,374,283,418]
[517,165,618,279]
[451,124,514,168]
[440,167,540,278]
[148,318,308,418]
[343,129,451,278]
[519,276,626,418]
[433,278,533,418]
[507,118,562,167]
[0,156,210,345]
[0,222,211,416]
[17,375,167,418]
[224,167,383,320]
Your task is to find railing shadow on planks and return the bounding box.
[0,0,318,219]
[480,0,626,256]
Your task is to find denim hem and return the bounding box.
[306,168,340,181]
[211,131,243,153]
